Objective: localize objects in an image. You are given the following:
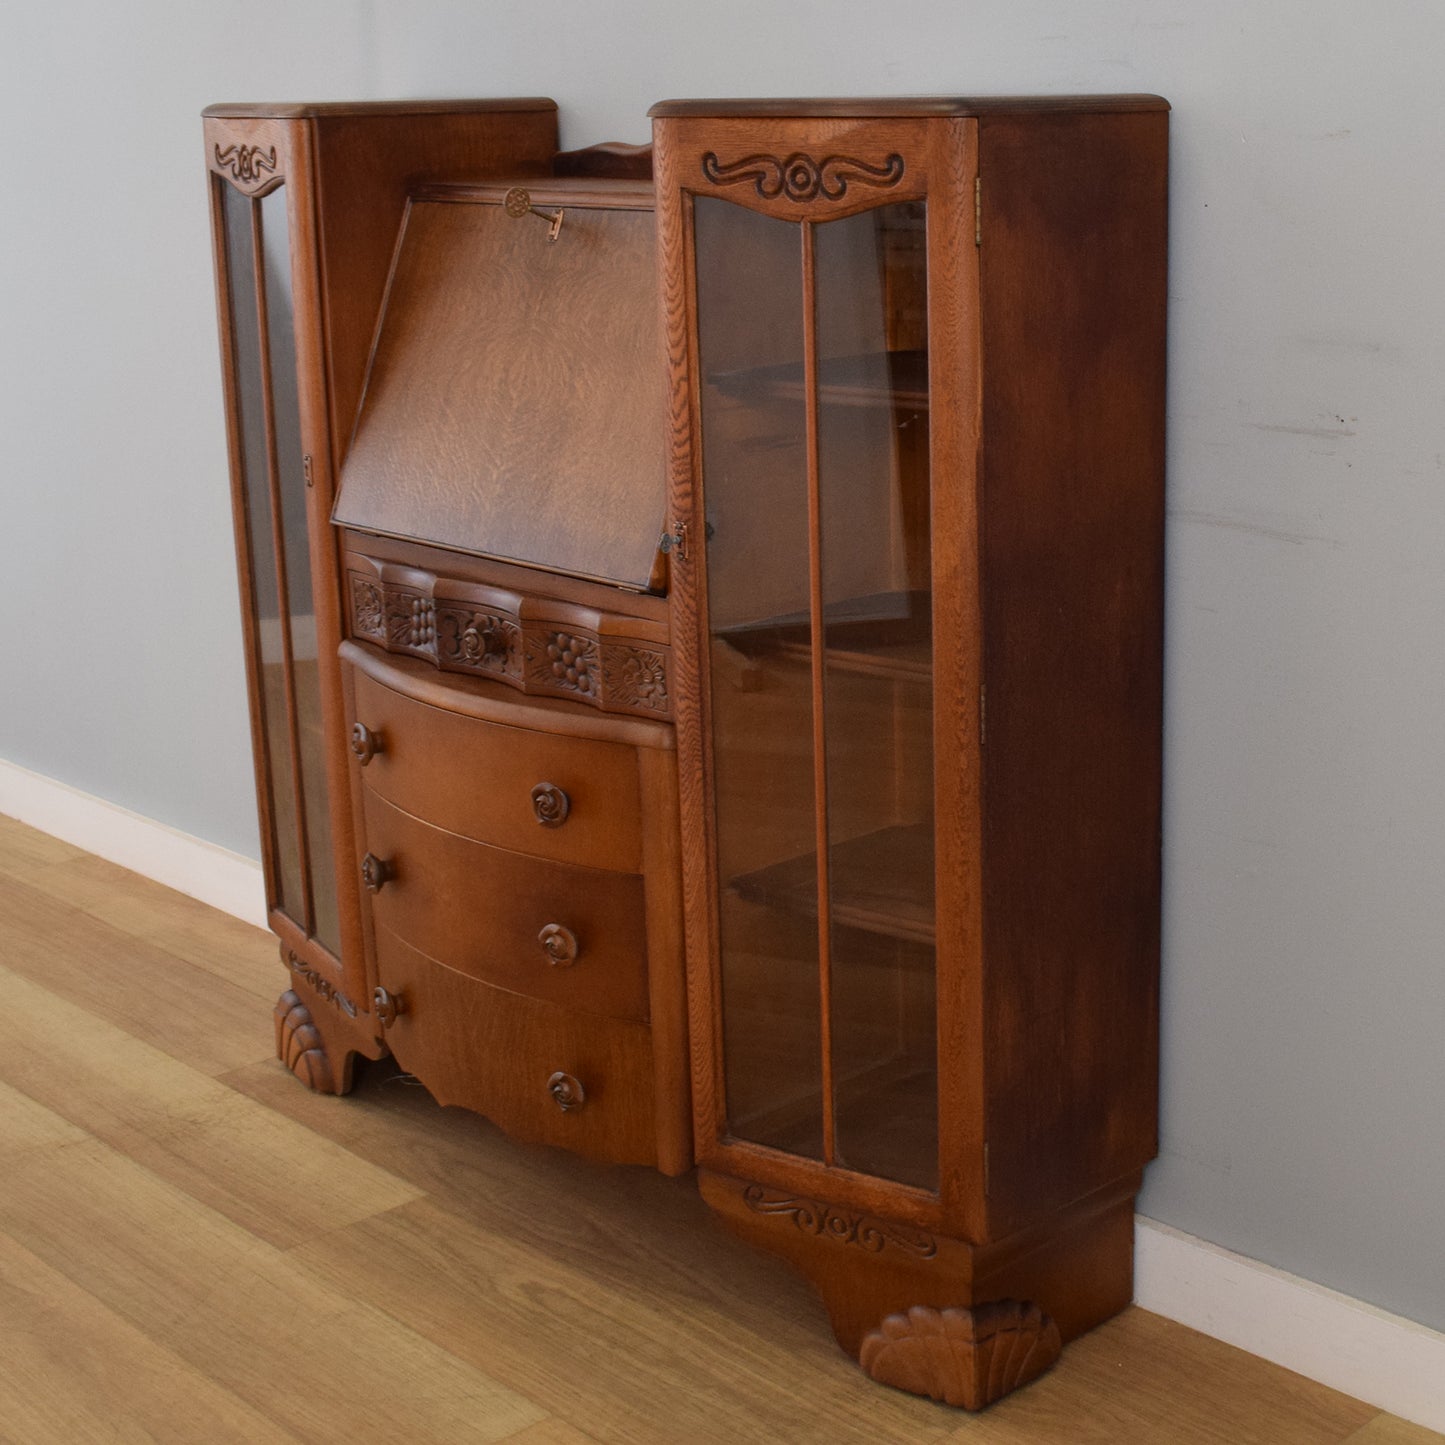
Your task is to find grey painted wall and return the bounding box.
[2,1,1442,1333]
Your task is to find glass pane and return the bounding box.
[815,202,937,1189]
[695,198,823,1160]
[223,182,302,921]
[259,188,340,953]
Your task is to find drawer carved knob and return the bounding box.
[373,986,406,1028]
[350,722,384,766]
[361,852,393,893]
[547,1070,586,1112]
[538,923,580,966]
[531,782,570,828]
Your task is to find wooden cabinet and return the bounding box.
[654,96,1167,1408]
[207,93,1166,1411]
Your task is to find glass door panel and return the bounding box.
[258,188,340,954]
[695,193,939,1189]
[222,182,303,922]
[218,178,339,954]
[815,202,937,1190]
[695,197,824,1160]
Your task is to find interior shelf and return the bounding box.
[729,821,936,946]
[709,349,929,411]
[717,591,933,682]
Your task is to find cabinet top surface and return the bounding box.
[648,94,1168,118]
[203,98,558,119]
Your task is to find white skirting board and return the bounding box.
[0,758,267,930]
[2,756,1443,1427]
[1135,1218,1445,1430]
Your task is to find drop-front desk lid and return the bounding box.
[334,179,665,591]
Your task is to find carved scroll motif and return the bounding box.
[859,1302,1062,1410]
[701,150,905,203]
[742,1184,938,1258]
[286,952,359,1018]
[213,143,280,193]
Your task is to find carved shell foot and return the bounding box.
[859,1301,1062,1410]
[274,990,339,1094]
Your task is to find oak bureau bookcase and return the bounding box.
[204,94,1168,1410]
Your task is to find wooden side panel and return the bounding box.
[977,110,1168,1236]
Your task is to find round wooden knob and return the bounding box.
[372,986,406,1028]
[504,186,532,217]
[350,722,383,766]
[538,923,580,966]
[547,1071,586,1112]
[531,782,570,828]
[361,852,393,893]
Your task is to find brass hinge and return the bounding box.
[974,176,982,247]
[659,522,688,561]
[303,453,314,487]
[979,683,987,746]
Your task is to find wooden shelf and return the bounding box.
[729,821,936,946]
[718,591,933,682]
[710,349,929,411]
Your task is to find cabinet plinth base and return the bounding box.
[273,989,362,1095]
[697,1166,1139,1410]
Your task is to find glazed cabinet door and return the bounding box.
[205,117,363,1008]
[655,112,986,1231]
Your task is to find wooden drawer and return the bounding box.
[374,928,660,1168]
[361,788,649,1023]
[349,656,644,871]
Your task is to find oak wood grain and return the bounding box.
[350,658,649,873]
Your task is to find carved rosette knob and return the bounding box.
[538,923,580,966]
[531,782,570,828]
[361,852,393,893]
[372,985,406,1028]
[546,1071,586,1111]
[350,722,383,766]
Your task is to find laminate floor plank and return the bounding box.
[497,1421,606,1445]
[0,812,88,871]
[0,1080,543,1444]
[7,845,279,1000]
[1344,1417,1445,1445]
[939,1308,1380,1444]
[290,1194,956,1445]
[0,961,421,1249]
[224,1054,827,1341]
[0,1229,299,1445]
[0,872,269,1075]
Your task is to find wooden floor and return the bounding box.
[0,811,1436,1445]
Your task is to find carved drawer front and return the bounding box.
[373,927,660,1168]
[350,662,645,871]
[360,788,650,1023]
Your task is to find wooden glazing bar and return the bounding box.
[250,197,316,937]
[800,220,836,1168]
